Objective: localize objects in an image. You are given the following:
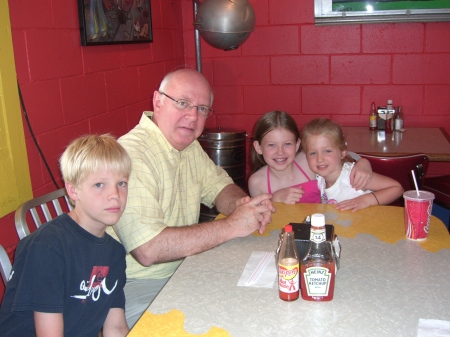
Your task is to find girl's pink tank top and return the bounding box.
[267,161,321,203]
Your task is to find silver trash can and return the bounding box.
[198,127,247,222]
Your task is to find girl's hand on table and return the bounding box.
[335,194,374,212]
[272,187,305,205]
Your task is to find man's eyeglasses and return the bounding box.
[159,92,214,118]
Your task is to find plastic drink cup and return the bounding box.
[403,190,435,241]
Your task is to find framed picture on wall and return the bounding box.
[78,0,152,46]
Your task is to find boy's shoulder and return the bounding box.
[19,214,122,251]
[15,214,125,273]
[103,231,127,252]
[14,214,73,256]
[21,213,72,242]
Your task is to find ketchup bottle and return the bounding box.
[278,225,299,301]
[300,213,335,301]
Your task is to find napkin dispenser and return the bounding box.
[290,222,333,258]
[289,222,341,270]
[377,106,396,130]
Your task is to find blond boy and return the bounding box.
[0,134,131,336]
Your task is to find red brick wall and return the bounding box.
[2,0,450,298]
[181,0,450,176]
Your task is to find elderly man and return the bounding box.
[109,69,275,327]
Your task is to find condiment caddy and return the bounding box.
[277,213,341,302]
[368,99,405,132]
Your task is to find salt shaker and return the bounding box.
[395,107,404,130]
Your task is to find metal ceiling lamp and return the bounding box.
[193,0,256,72]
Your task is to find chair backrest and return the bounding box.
[0,244,12,285]
[357,153,429,206]
[15,188,73,240]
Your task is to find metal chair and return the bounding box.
[0,244,12,285]
[15,188,73,240]
[357,153,429,206]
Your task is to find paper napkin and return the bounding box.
[417,318,450,337]
[237,251,277,288]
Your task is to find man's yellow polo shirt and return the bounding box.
[107,112,233,280]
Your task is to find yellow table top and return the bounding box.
[245,203,450,253]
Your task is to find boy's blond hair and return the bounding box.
[60,134,132,187]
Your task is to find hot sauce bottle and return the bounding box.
[369,102,377,131]
[278,224,299,301]
[300,213,335,301]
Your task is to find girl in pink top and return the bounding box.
[248,111,373,204]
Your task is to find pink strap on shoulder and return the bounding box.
[267,166,272,194]
[293,160,312,182]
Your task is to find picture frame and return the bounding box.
[78,0,152,46]
[315,0,450,25]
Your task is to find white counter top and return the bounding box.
[129,204,450,337]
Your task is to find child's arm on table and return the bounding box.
[336,172,403,212]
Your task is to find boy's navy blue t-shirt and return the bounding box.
[0,213,126,337]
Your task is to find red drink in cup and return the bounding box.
[403,190,435,241]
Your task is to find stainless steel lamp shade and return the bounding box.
[194,0,255,51]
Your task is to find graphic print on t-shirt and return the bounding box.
[71,266,118,302]
[91,266,109,287]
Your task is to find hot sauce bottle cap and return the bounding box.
[311,213,325,228]
[285,224,293,232]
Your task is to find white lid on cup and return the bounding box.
[403,190,435,201]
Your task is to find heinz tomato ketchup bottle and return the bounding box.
[301,213,335,301]
[278,225,299,301]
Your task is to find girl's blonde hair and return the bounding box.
[251,111,300,173]
[301,118,354,163]
[59,134,132,187]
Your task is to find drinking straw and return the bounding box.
[411,170,420,196]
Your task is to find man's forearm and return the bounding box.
[131,218,236,266]
[214,184,247,215]
[131,190,273,268]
